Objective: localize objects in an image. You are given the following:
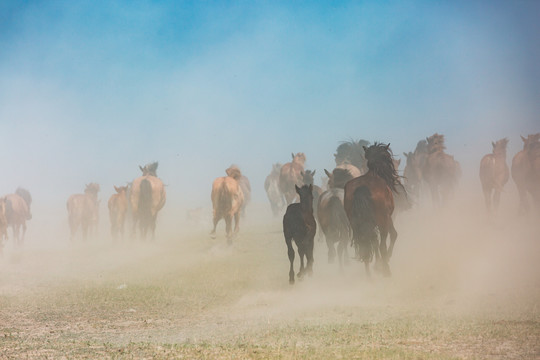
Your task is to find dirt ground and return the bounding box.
[0,190,539,359]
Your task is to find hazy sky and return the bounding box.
[1,0,539,209]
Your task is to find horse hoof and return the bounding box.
[289,279,295,285]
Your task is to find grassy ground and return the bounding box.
[0,203,539,359]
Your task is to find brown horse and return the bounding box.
[130,162,166,240]
[479,138,510,213]
[227,165,251,217]
[344,143,403,277]
[5,188,32,246]
[67,183,100,241]
[279,153,306,205]
[422,134,461,207]
[108,185,128,240]
[283,184,316,284]
[265,163,285,217]
[211,170,244,244]
[318,168,354,269]
[511,133,540,213]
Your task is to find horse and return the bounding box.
[403,151,421,200]
[108,185,128,240]
[283,184,316,284]
[511,134,540,213]
[130,162,166,240]
[67,183,99,241]
[279,153,306,205]
[422,133,461,207]
[335,139,370,174]
[4,188,32,246]
[479,138,510,213]
[264,163,285,217]
[318,168,354,269]
[0,197,7,252]
[344,143,404,277]
[210,170,244,244]
[227,165,251,217]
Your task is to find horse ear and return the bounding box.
[362,146,367,152]
[521,135,526,142]
[403,152,408,158]
[312,169,316,176]
[300,170,304,177]
[295,185,300,193]
[324,169,331,177]
[139,165,144,172]
[426,137,429,142]
[492,141,496,148]
[386,143,391,150]
[114,186,119,193]
[291,153,295,159]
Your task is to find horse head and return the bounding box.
[226,165,242,180]
[492,138,509,156]
[302,170,316,185]
[292,153,306,165]
[426,133,446,153]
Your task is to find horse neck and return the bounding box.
[299,197,313,213]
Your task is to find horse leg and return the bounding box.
[20,222,26,246]
[517,185,529,214]
[326,236,336,264]
[306,237,314,277]
[337,238,347,271]
[297,245,305,279]
[225,214,233,245]
[482,185,492,212]
[378,226,391,277]
[151,214,157,241]
[233,211,240,235]
[285,236,295,284]
[388,221,398,259]
[210,211,219,239]
[493,187,502,213]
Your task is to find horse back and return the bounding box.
[283,203,315,243]
[344,174,394,223]
[5,194,30,223]
[212,176,244,215]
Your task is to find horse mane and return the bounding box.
[335,139,370,169]
[15,188,32,206]
[365,143,404,193]
[226,165,242,180]
[143,162,159,176]
[331,168,354,189]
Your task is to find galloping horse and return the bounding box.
[344,143,404,277]
[279,153,306,205]
[422,134,461,207]
[227,165,251,217]
[283,184,316,284]
[130,162,166,240]
[264,163,285,217]
[511,133,540,213]
[335,139,370,174]
[67,183,99,241]
[211,167,244,244]
[318,168,354,269]
[480,138,510,213]
[108,185,128,239]
[5,188,32,246]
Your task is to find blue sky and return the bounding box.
[1,0,539,209]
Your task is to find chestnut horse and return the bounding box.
[344,143,404,277]
[283,184,316,284]
[211,168,244,244]
[279,153,306,205]
[422,134,461,207]
[479,138,510,213]
[227,165,251,217]
[108,185,128,239]
[130,162,166,240]
[264,163,285,217]
[318,168,354,269]
[67,183,99,241]
[511,134,540,213]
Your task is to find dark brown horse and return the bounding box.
[480,138,510,213]
[108,185,128,240]
[67,183,99,241]
[318,168,354,269]
[344,143,403,277]
[227,165,251,217]
[422,134,461,207]
[511,133,540,213]
[130,162,166,240]
[279,153,306,205]
[5,188,32,246]
[283,184,316,284]
[264,163,285,217]
[211,168,244,244]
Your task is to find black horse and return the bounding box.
[283,184,316,284]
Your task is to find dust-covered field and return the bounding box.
[1,192,539,359]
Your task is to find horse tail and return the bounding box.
[218,181,233,215]
[327,195,350,239]
[138,178,153,230]
[350,186,376,263]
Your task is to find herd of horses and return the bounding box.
[0,132,539,284]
